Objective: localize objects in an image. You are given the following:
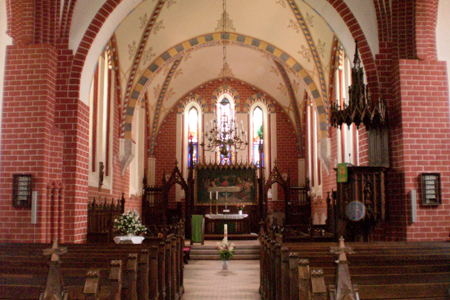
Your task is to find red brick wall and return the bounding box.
[372,1,450,241]
[154,109,178,186]
[0,44,62,243]
[152,81,300,215]
[274,104,300,213]
[397,59,450,241]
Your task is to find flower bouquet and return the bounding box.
[237,204,245,211]
[114,210,147,236]
[216,238,235,261]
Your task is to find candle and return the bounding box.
[224,224,228,242]
[210,191,212,200]
[216,191,218,199]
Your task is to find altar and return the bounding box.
[204,213,251,235]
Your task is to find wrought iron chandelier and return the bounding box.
[330,41,388,131]
[200,0,248,158]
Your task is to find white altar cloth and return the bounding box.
[113,235,145,244]
[205,213,248,220]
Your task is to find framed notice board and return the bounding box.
[12,174,32,208]
[420,173,441,206]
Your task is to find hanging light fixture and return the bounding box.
[330,41,388,131]
[200,0,248,159]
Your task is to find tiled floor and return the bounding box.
[182,240,261,299]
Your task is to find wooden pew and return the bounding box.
[0,231,185,300]
[259,234,450,300]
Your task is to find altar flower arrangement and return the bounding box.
[216,238,235,261]
[114,210,147,236]
[237,204,245,211]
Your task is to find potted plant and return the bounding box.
[113,210,147,244]
[216,238,235,269]
[237,204,245,215]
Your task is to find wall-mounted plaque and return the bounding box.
[12,174,32,208]
[420,173,441,206]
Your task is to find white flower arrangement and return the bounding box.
[114,210,147,236]
[216,238,235,261]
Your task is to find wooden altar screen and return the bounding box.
[192,163,260,235]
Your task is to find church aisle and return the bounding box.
[182,260,261,299]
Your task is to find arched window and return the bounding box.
[253,107,264,166]
[188,107,198,167]
[307,103,321,188]
[249,102,268,172]
[183,101,202,176]
[335,48,358,165]
[89,51,114,190]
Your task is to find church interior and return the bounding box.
[1,0,450,299]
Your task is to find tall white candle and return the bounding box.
[224,224,228,242]
[216,191,218,199]
[210,191,212,200]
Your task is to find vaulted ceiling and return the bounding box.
[71,0,380,139]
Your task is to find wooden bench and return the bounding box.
[259,234,450,300]
[0,232,185,300]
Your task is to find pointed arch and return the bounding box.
[124,33,327,141]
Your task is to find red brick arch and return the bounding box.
[325,0,379,96]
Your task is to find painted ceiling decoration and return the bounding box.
[286,0,329,117]
[120,0,166,138]
[148,58,182,156]
[96,0,367,143]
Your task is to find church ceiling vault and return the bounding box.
[75,0,380,140]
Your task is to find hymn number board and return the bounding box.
[12,174,32,208]
[420,173,441,206]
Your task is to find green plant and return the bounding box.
[114,210,147,236]
[216,238,235,261]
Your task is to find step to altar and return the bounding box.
[186,239,260,260]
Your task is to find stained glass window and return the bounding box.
[253,107,263,166]
[188,107,198,167]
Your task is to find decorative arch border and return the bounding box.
[211,84,240,112]
[274,61,305,154]
[244,93,276,113]
[66,0,379,141]
[287,0,329,109]
[148,58,182,156]
[125,33,327,139]
[178,94,206,113]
